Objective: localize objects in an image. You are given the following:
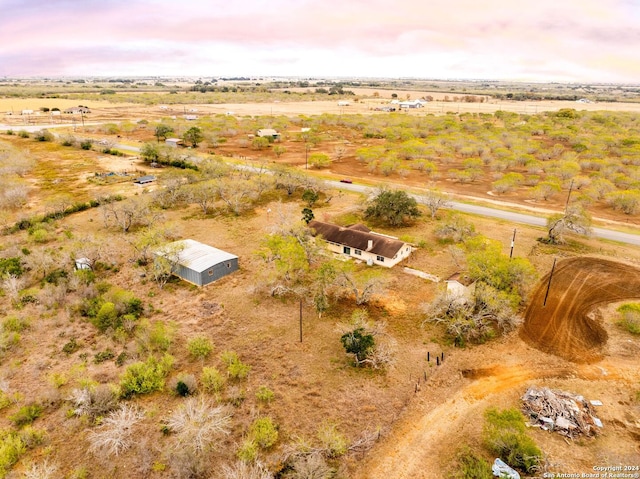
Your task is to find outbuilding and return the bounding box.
[155,239,238,286]
[165,138,183,148]
[256,128,280,140]
[134,175,156,185]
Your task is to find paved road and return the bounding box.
[325,180,640,246]
[17,135,637,247]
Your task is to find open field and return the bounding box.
[1,88,640,478]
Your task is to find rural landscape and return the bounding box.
[0,76,639,479]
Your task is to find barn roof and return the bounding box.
[308,220,405,259]
[158,239,237,273]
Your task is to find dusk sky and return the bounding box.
[2,0,639,83]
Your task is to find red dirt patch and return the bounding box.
[521,257,640,363]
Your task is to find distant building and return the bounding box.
[256,128,280,140]
[64,106,91,114]
[184,115,198,120]
[398,100,425,109]
[337,101,350,106]
[165,138,183,148]
[155,239,238,286]
[308,220,412,268]
[21,109,34,115]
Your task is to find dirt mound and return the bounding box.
[521,257,640,363]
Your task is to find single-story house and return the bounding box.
[256,128,280,140]
[64,107,91,114]
[337,101,350,107]
[21,109,34,115]
[165,138,183,148]
[399,100,425,109]
[308,220,412,268]
[134,175,156,185]
[155,239,238,286]
[445,272,476,299]
[184,114,198,120]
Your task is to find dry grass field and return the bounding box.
[1,90,640,478]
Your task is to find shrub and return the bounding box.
[165,398,232,453]
[187,336,213,361]
[0,430,27,476]
[62,338,80,355]
[201,367,226,394]
[255,386,275,404]
[0,257,23,277]
[172,373,198,397]
[452,446,492,478]
[317,422,348,458]
[94,349,115,363]
[249,417,278,449]
[80,140,92,150]
[70,385,119,418]
[2,316,29,333]
[617,303,640,335]
[221,351,250,380]
[18,130,29,138]
[483,407,543,474]
[236,439,259,462]
[10,404,43,427]
[33,130,54,142]
[93,302,119,332]
[88,405,143,457]
[119,354,174,398]
[136,319,175,353]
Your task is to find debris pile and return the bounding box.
[522,386,602,438]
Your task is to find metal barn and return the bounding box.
[157,239,238,287]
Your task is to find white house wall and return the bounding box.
[325,241,412,268]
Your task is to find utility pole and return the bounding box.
[509,229,516,259]
[543,258,557,307]
[564,179,574,214]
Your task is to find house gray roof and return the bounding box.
[158,239,237,273]
[308,221,405,259]
[134,175,156,184]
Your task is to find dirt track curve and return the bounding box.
[521,257,640,363]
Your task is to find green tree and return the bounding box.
[364,189,421,227]
[140,142,160,163]
[301,208,314,224]
[273,145,287,157]
[340,328,375,366]
[301,188,319,207]
[154,124,174,142]
[308,152,331,169]
[183,126,203,147]
[466,237,536,302]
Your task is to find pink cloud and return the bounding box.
[1,0,639,81]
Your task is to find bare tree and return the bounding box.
[186,181,218,215]
[546,205,592,244]
[153,241,185,288]
[422,188,451,219]
[334,269,386,306]
[1,274,23,305]
[333,145,348,162]
[102,197,162,233]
